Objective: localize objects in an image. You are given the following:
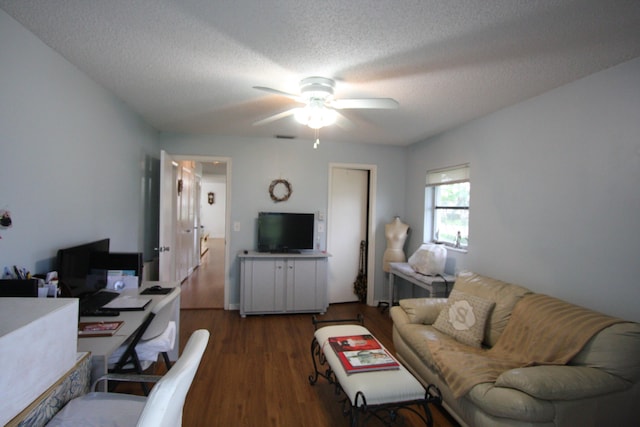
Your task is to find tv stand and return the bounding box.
[238,251,330,317]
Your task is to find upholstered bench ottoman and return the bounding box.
[309,322,441,426]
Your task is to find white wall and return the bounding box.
[201,175,226,238]
[0,10,159,274]
[404,57,640,322]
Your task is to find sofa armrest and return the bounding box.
[495,365,631,400]
[392,298,448,325]
[389,305,411,327]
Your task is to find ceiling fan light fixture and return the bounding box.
[253,75,396,130]
[294,101,337,129]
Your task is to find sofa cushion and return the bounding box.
[570,322,640,382]
[466,382,555,422]
[394,323,458,373]
[397,297,448,324]
[453,271,532,347]
[495,365,630,400]
[433,290,495,348]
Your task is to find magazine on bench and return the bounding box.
[328,334,400,374]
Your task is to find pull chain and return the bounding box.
[313,128,320,149]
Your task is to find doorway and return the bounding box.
[327,163,377,305]
[159,152,231,310]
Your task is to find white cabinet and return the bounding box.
[239,252,330,317]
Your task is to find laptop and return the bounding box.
[101,295,151,311]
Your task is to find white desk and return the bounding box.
[77,281,180,385]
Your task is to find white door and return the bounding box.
[193,175,202,266]
[159,150,177,282]
[328,168,368,303]
[176,163,196,282]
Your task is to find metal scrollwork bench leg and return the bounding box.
[309,336,330,385]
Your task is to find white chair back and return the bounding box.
[136,328,209,427]
[142,287,181,340]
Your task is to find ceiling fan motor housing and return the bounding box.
[300,77,335,101]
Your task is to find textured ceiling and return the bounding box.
[2,0,640,146]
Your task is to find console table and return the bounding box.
[239,251,330,317]
[388,262,456,306]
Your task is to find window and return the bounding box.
[424,164,470,249]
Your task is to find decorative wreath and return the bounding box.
[269,179,292,202]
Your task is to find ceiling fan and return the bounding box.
[252,77,398,130]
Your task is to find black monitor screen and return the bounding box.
[257,212,314,253]
[56,238,110,296]
[89,251,143,287]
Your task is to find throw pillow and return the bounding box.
[433,290,495,347]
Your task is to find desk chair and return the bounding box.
[46,329,209,427]
[109,287,181,393]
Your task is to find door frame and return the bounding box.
[166,154,232,310]
[327,163,377,306]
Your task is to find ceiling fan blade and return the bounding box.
[252,108,297,126]
[253,86,302,102]
[333,111,355,130]
[331,98,399,109]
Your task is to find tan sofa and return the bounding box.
[390,271,640,427]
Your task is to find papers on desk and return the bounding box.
[102,295,151,311]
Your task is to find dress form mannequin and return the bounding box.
[383,217,409,272]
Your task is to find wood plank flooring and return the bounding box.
[180,238,225,309]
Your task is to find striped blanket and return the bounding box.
[428,293,622,398]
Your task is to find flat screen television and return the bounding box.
[56,238,110,297]
[257,212,315,253]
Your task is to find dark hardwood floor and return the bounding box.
[133,242,460,426]
[180,238,225,309]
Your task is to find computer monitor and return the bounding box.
[89,252,143,287]
[56,239,110,297]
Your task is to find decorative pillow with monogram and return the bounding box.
[433,290,495,348]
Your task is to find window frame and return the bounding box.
[424,164,470,250]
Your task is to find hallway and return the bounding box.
[180,237,225,309]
